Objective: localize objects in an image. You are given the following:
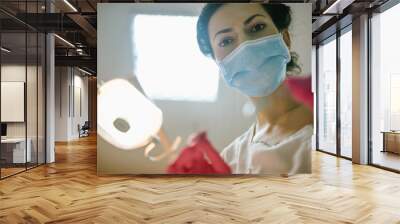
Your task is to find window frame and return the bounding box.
[367,0,400,173]
[315,24,353,161]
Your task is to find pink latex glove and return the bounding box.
[285,75,313,111]
[167,132,231,174]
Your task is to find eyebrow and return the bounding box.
[213,28,233,40]
[244,14,265,25]
[213,14,266,40]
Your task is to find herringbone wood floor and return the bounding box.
[1,135,400,224]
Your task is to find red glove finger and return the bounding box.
[192,132,231,174]
[167,132,231,174]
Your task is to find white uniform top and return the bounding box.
[221,123,313,175]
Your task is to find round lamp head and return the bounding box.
[98,79,163,150]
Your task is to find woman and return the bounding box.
[196,3,313,175]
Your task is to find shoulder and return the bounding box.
[220,124,254,161]
[288,125,313,174]
[281,124,313,151]
[296,124,313,141]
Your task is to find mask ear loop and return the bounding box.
[144,133,182,161]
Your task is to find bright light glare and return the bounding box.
[380,3,400,129]
[391,75,400,113]
[133,15,219,102]
[318,38,337,153]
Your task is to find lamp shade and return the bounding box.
[98,79,163,150]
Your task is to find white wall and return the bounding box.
[1,65,26,138]
[1,64,46,164]
[289,3,312,75]
[55,67,89,141]
[1,65,41,138]
[97,3,312,174]
[74,73,89,138]
[55,67,68,141]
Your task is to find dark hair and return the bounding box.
[196,3,301,74]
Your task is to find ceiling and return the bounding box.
[0,0,393,75]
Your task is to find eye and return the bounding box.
[218,37,234,48]
[250,23,266,33]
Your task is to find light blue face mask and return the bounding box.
[217,33,291,97]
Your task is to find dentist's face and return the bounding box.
[207,4,288,62]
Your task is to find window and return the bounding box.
[133,15,219,102]
[371,2,400,171]
[0,1,47,179]
[339,29,352,158]
[317,37,337,154]
[390,74,400,130]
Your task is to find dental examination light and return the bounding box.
[97,12,181,161]
[98,78,181,160]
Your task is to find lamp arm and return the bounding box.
[128,74,182,161]
[144,129,181,161]
[157,128,174,151]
